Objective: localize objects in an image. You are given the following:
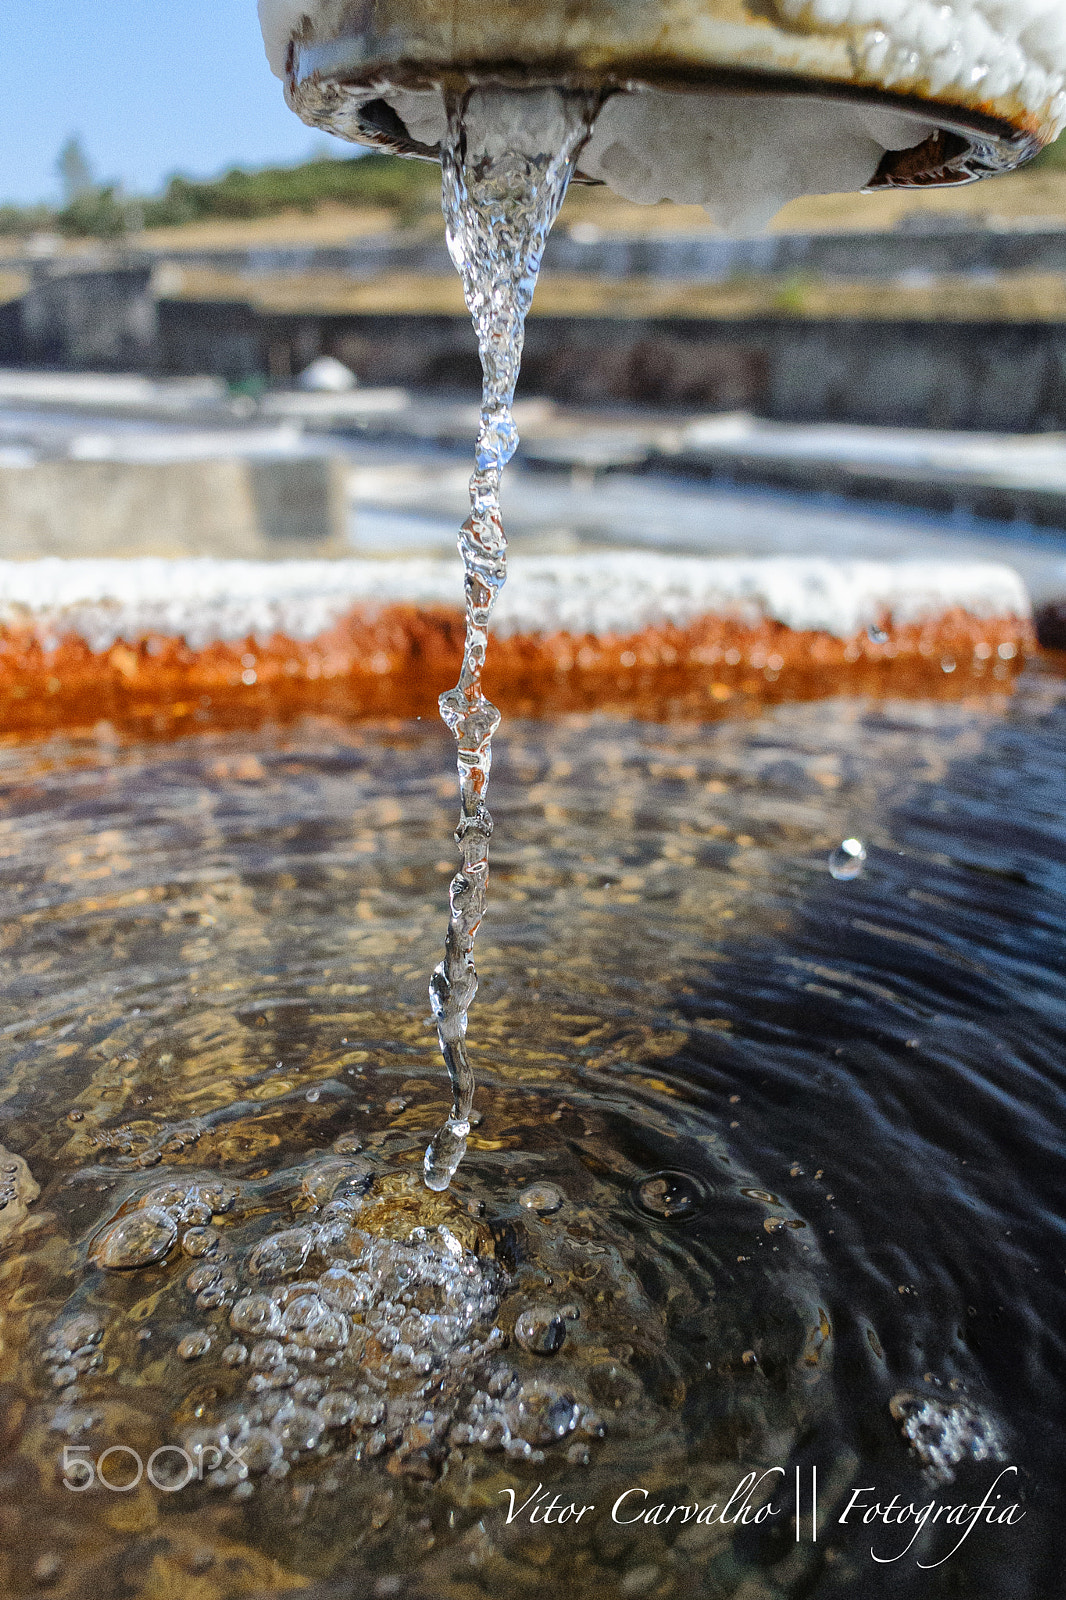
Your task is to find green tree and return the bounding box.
[57,135,94,204]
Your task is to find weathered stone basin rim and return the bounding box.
[0,553,1032,735]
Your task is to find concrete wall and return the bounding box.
[11,225,1066,283]
[7,256,1066,430]
[18,265,160,371]
[0,456,348,559]
[155,303,1066,432]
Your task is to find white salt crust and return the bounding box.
[384,85,936,231]
[259,2,1066,228]
[0,555,1030,654]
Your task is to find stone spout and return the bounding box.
[259,2,1064,222]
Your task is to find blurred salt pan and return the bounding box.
[297,355,358,393]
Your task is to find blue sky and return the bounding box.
[1,1,358,205]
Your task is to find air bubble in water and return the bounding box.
[187,1262,222,1294]
[182,1226,219,1257]
[632,1171,706,1221]
[829,838,867,880]
[514,1304,567,1355]
[317,1390,358,1428]
[230,1294,283,1336]
[177,1331,211,1361]
[92,1206,178,1269]
[250,1339,287,1371]
[275,1406,325,1456]
[518,1182,565,1215]
[248,1227,314,1280]
[239,1427,282,1476]
[507,1380,581,1444]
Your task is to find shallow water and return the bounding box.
[0,673,1065,1598]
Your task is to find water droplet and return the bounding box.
[632,1170,705,1221]
[867,624,889,645]
[305,1088,320,1103]
[423,1120,468,1193]
[514,1304,567,1355]
[92,1205,178,1269]
[517,1181,565,1215]
[829,838,867,881]
[178,1331,211,1360]
[222,1341,248,1367]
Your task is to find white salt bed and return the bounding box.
[0,555,1030,654]
[259,0,1066,230]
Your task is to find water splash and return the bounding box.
[423,86,596,1191]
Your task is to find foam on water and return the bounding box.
[422,87,595,1190]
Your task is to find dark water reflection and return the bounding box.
[0,674,1064,1599]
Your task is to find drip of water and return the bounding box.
[423,86,596,1191]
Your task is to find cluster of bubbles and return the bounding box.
[41,1312,104,1394]
[0,1154,26,1212]
[175,1193,605,1489]
[62,1160,627,1492]
[90,1180,238,1270]
[890,1389,1007,1486]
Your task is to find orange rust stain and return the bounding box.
[0,603,1037,740]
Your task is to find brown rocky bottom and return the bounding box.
[0,605,1039,739]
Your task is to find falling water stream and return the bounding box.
[424,86,597,1191]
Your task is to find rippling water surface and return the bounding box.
[1,673,1064,1600]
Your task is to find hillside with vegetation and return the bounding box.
[2,124,1066,246]
[0,149,441,239]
